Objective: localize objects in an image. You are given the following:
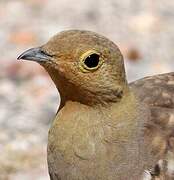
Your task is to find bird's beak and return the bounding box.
[17,47,52,62]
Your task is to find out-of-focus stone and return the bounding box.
[123,45,142,62]
[9,31,37,45]
[129,13,162,33]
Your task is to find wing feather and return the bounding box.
[130,72,174,179]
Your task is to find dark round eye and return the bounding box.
[84,53,100,68]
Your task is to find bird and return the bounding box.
[17,30,174,180]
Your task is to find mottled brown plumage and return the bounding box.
[18,30,174,180]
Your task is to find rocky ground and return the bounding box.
[1,0,174,179]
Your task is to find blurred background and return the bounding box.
[1,0,174,179]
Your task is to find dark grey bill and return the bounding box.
[17,47,52,62]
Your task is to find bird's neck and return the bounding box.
[53,89,141,148]
[53,82,128,110]
[58,89,139,125]
[57,83,130,111]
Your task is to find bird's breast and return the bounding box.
[47,100,148,179]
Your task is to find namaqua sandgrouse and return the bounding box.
[18,30,174,180]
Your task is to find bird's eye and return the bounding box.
[79,50,103,72]
[84,54,100,68]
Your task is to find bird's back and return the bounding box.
[130,72,174,179]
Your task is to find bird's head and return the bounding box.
[18,30,129,106]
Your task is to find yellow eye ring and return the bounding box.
[79,50,103,73]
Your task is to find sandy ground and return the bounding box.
[1,0,174,179]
